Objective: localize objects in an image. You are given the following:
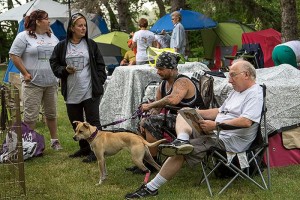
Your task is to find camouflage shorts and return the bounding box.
[142,113,177,140]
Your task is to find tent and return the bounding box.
[0,0,108,82]
[242,28,281,67]
[149,10,217,33]
[201,21,255,60]
[0,0,68,22]
[93,32,130,75]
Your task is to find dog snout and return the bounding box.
[73,135,78,141]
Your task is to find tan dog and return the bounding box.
[73,121,166,185]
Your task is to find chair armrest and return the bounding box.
[217,123,246,130]
[165,105,182,112]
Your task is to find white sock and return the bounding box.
[146,173,167,191]
[51,139,58,144]
[177,132,190,141]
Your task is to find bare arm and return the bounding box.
[198,113,253,133]
[197,108,219,120]
[9,54,32,82]
[141,78,189,112]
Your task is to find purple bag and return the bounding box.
[20,122,45,157]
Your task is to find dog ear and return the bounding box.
[73,121,80,125]
[83,122,90,128]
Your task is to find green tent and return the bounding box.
[201,21,255,60]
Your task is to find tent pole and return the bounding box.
[68,0,71,18]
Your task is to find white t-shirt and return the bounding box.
[216,84,263,152]
[9,31,59,87]
[133,30,155,62]
[65,39,92,104]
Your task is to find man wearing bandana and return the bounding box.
[126,51,205,174]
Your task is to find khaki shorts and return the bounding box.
[185,132,226,167]
[22,82,58,122]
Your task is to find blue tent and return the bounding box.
[91,15,109,34]
[150,10,217,33]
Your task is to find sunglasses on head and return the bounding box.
[71,13,84,25]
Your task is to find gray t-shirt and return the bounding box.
[65,39,92,104]
[9,31,59,87]
[216,84,263,152]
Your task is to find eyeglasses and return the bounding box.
[171,18,176,20]
[229,71,246,78]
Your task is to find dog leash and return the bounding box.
[100,108,149,129]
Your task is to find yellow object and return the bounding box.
[147,47,185,67]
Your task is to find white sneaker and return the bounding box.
[51,140,63,151]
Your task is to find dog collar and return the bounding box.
[87,128,98,142]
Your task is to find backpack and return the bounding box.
[191,71,220,109]
[0,122,45,163]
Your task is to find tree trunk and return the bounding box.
[115,0,134,32]
[103,1,120,31]
[280,0,298,42]
[171,0,186,11]
[155,0,166,17]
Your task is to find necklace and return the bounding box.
[70,38,82,45]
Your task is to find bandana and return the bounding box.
[156,52,180,69]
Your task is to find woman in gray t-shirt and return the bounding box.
[9,10,62,150]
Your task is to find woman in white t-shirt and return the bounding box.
[9,10,62,150]
[132,18,155,65]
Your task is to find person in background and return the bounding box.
[154,34,170,49]
[161,11,186,55]
[50,13,107,162]
[120,38,136,66]
[125,59,263,199]
[132,18,156,65]
[272,40,300,68]
[9,9,62,150]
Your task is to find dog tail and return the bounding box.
[143,138,167,147]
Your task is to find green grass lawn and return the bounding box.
[1,66,300,199]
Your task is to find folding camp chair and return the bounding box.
[199,84,271,196]
[211,45,238,72]
[235,43,264,69]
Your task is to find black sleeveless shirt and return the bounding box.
[160,74,205,109]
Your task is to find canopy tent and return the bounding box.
[149,9,217,33]
[242,28,281,67]
[0,0,68,22]
[0,0,104,38]
[201,21,255,60]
